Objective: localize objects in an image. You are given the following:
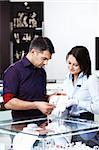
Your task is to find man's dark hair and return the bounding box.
[66,46,91,77]
[29,36,55,54]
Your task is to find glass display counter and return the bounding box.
[0,117,99,150]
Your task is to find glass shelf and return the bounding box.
[0,117,99,149]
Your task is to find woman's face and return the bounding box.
[67,54,81,75]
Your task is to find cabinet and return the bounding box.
[0,117,99,150]
[10,2,44,62]
[0,1,44,78]
[0,1,10,79]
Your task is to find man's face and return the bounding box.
[32,50,52,68]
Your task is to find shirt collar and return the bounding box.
[21,56,35,68]
[68,72,85,80]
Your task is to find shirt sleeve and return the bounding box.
[3,66,20,98]
[3,93,16,103]
[78,75,99,114]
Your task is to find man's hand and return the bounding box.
[36,101,55,115]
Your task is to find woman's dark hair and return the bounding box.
[66,46,91,77]
[29,36,55,54]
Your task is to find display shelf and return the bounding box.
[10,2,44,63]
[0,117,99,149]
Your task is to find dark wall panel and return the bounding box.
[0,1,10,79]
[0,1,44,79]
[95,37,99,70]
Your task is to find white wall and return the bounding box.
[44,0,98,80]
[10,0,99,80]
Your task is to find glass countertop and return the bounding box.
[0,117,99,139]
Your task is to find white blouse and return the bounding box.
[62,72,99,115]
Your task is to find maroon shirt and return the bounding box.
[3,56,47,120]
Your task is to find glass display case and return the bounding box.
[0,117,99,150]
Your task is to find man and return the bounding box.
[3,36,55,121]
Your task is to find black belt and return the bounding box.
[70,112,94,121]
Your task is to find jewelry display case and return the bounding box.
[10,2,44,63]
[0,117,99,150]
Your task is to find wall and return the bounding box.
[10,0,99,80]
[44,0,98,80]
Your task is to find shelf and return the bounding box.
[10,2,44,63]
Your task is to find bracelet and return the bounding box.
[0,102,6,110]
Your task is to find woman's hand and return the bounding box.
[48,92,66,101]
[65,98,79,108]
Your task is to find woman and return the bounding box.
[62,46,99,120]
